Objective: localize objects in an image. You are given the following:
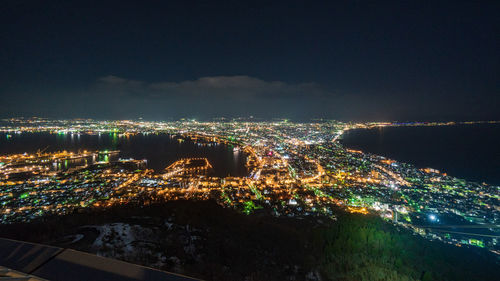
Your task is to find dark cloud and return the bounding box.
[0,2,498,121]
[97,75,329,100]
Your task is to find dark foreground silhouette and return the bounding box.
[0,200,498,281]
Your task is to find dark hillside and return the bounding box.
[0,200,498,281]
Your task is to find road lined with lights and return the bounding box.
[0,117,498,253]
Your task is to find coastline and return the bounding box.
[339,123,500,186]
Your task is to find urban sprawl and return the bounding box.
[0,118,498,254]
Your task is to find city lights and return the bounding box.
[0,118,498,254]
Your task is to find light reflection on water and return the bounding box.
[0,132,247,177]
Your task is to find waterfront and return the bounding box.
[340,124,500,185]
[0,118,498,255]
[0,132,247,177]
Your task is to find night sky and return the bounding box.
[1,1,498,121]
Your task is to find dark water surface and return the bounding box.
[340,124,500,185]
[0,132,247,177]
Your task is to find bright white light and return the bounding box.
[429,214,437,221]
